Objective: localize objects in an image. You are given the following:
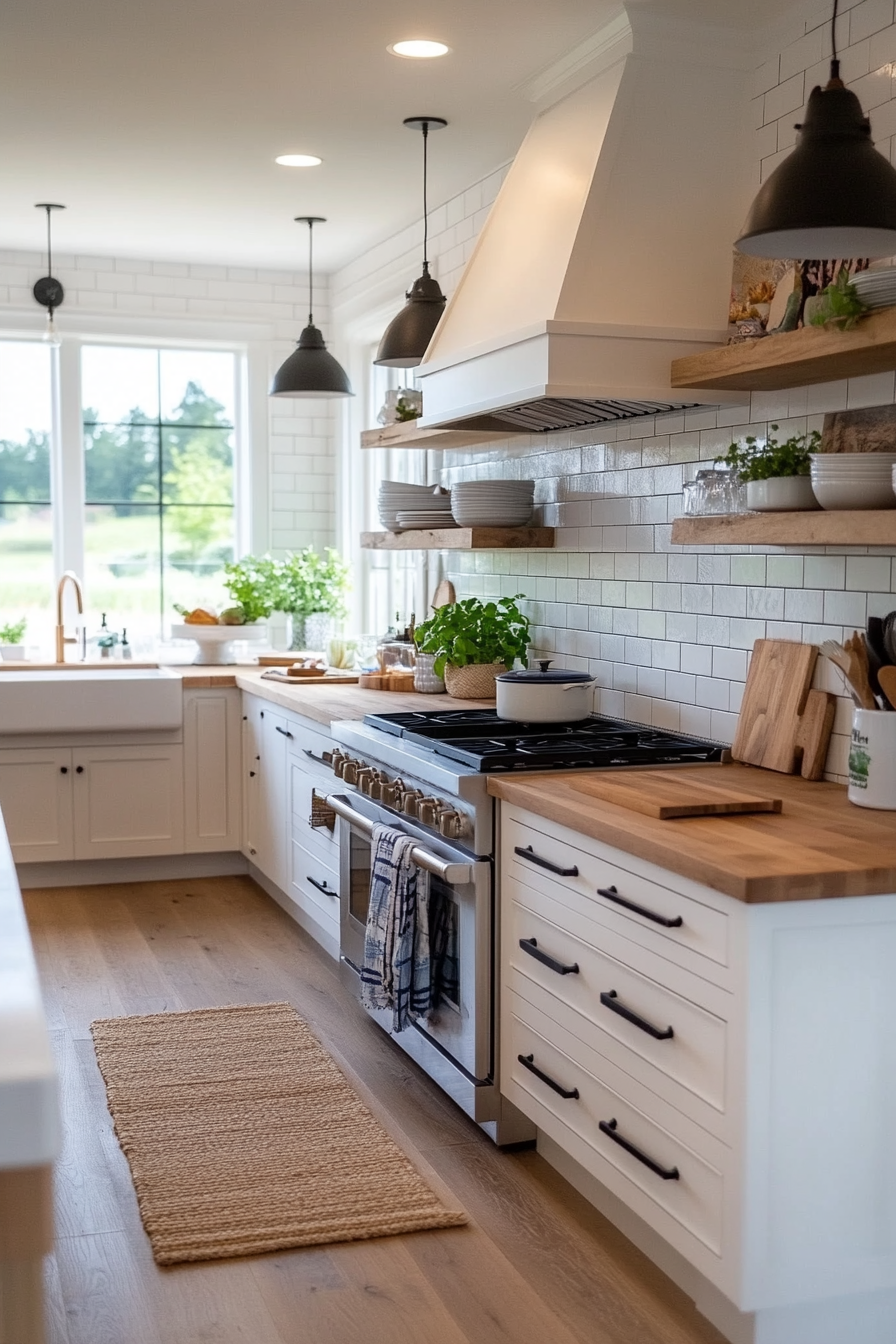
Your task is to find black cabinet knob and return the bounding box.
[60,766,68,774]
[75,765,84,774]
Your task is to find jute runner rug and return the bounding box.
[90,1001,467,1265]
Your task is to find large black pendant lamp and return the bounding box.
[375,116,447,367]
[737,0,896,258]
[270,216,353,398]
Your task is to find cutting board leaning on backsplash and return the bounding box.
[731,639,836,780]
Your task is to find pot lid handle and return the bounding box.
[537,659,552,674]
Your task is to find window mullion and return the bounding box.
[53,339,85,585]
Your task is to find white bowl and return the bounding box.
[171,622,267,665]
[810,478,896,510]
[746,477,819,511]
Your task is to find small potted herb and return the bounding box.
[0,617,27,660]
[414,595,531,699]
[716,424,821,512]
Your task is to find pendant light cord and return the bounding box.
[831,0,840,79]
[45,206,54,280]
[422,121,430,274]
[307,220,314,326]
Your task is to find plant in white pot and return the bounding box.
[0,617,26,660]
[268,547,351,651]
[414,595,531,699]
[716,423,821,512]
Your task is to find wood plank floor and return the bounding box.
[24,875,728,1344]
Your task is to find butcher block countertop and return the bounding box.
[488,764,896,904]
[229,668,494,726]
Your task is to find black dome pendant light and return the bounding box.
[375,116,448,367]
[736,0,896,259]
[33,203,66,347]
[270,216,353,398]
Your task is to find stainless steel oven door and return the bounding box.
[327,790,493,1084]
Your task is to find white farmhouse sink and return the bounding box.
[0,668,183,734]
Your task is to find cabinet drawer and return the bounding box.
[506,882,728,1116]
[504,812,729,978]
[285,716,335,772]
[504,1000,725,1260]
[290,840,339,923]
[289,758,339,866]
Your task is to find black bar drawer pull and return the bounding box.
[519,937,579,977]
[597,884,683,928]
[275,726,294,739]
[600,989,673,1040]
[304,747,332,766]
[599,1118,679,1181]
[518,1053,579,1100]
[307,875,336,897]
[514,845,579,878]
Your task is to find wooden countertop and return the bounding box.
[488,764,896,904]
[232,669,494,726]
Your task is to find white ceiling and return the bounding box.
[1,0,790,274]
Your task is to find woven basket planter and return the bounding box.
[443,661,505,700]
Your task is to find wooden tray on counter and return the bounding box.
[259,670,359,685]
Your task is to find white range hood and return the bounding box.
[417,5,753,432]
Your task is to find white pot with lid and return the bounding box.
[496,659,596,722]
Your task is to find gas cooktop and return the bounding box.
[362,709,727,773]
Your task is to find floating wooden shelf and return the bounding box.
[670,306,896,393]
[671,510,896,547]
[360,422,513,451]
[361,526,555,551]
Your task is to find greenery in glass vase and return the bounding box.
[715,424,820,482]
[414,595,531,679]
[269,547,350,618]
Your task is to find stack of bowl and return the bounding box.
[851,267,896,310]
[450,479,535,527]
[378,481,454,532]
[809,453,896,510]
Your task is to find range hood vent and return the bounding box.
[454,396,699,434]
[416,6,752,431]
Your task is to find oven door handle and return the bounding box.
[325,793,474,884]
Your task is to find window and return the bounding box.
[0,338,241,659]
[81,346,237,647]
[0,342,54,651]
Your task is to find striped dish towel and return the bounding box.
[360,823,431,1032]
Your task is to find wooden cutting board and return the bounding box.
[257,653,323,666]
[259,670,359,685]
[731,639,835,778]
[568,770,783,820]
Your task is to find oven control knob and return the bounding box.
[330,751,347,777]
[356,768,376,794]
[438,810,469,840]
[418,797,446,827]
[340,757,360,784]
[380,778,404,807]
[367,771,389,801]
[401,789,423,817]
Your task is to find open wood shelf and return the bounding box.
[361,526,555,551]
[670,306,896,393]
[360,422,514,451]
[671,510,896,546]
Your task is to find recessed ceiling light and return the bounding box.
[389,39,450,59]
[275,154,323,168]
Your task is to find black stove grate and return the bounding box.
[362,710,726,773]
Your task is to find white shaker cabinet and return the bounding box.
[0,743,184,862]
[183,687,241,852]
[499,802,896,1344]
[0,748,75,863]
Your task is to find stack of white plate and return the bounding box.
[451,479,535,527]
[378,480,454,531]
[851,267,896,310]
[810,453,896,510]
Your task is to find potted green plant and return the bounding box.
[715,424,821,512]
[0,617,27,660]
[221,556,277,623]
[268,548,351,650]
[414,595,531,699]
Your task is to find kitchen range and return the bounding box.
[327,708,727,1144]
